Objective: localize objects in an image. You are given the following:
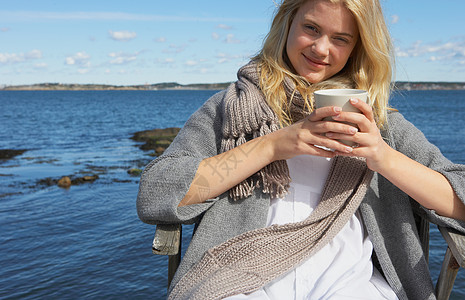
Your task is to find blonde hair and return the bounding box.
[254,0,394,128]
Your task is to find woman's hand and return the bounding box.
[266,105,359,162]
[325,98,465,221]
[180,105,358,207]
[324,98,391,172]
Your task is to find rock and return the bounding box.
[57,176,72,188]
[131,127,180,156]
[37,174,99,188]
[0,149,28,161]
[82,175,99,181]
[37,177,58,186]
[154,146,166,157]
[127,168,143,176]
[71,175,99,185]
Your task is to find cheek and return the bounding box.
[333,48,354,68]
[286,29,297,57]
[287,35,310,63]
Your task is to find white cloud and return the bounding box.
[26,49,42,59]
[163,44,187,54]
[0,53,24,64]
[77,68,90,74]
[162,58,175,64]
[0,49,42,64]
[108,52,138,64]
[225,34,241,44]
[394,47,408,58]
[212,32,220,40]
[391,15,399,25]
[1,27,10,32]
[0,11,266,23]
[34,62,47,69]
[185,60,198,66]
[216,52,242,64]
[396,38,465,66]
[65,52,90,66]
[155,37,166,43]
[109,30,137,41]
[217,24,232,30]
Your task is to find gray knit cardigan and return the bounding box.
[137,90,465,300]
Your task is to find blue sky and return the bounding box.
[1,0,464,86]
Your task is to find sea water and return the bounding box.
[0,90,463,299]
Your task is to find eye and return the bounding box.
[305,25,319,33]
[333,36,350,45]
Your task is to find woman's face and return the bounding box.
[286,0,359,83]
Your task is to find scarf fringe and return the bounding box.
[220,61,307,201]
[224,121,291,201]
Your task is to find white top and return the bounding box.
[225,155,398,300]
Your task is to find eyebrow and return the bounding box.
[305,20,356,39]
[335,32,355,39]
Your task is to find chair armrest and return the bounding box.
[438,226,465,268]
[435,226,465,299]
[152,224,182,256]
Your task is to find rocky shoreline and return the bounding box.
[0,128,180,196]
[130,127,180,156]
[0,149,28,161]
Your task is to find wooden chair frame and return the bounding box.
[152,217,465,299]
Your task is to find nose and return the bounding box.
[312,35,330,57]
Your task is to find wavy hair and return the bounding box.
[254,0,394,128]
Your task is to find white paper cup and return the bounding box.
[313,89,368,147]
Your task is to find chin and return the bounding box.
[303,75,325,84]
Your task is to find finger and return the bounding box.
[308,106,342,122]
[308,145,337,158]
[310,135,356,154]
[327,132,373,148]
[349,98,374,122]
[332,111,372,133]
[335,146,366,158]
[309,120,359,135]
[325,132,354,141]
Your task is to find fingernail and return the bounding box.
[334,106,342,112]
[350,98,358,104]
[345,147,353,153]
[350,127,358,134]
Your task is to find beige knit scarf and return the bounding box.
[221,61,353,201]
[221,61,311,201]
[168,62,374,299]
[169,156,373,300]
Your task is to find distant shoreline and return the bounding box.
[1,81,465,91]
[0,82,232,91]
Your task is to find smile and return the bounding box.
[302,54,329,68]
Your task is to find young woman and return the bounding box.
[137,0,465,299]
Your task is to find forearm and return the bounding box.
[179,136,273,207]
[378,147,465,221]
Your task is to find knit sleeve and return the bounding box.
[136,90,226,225]
[387,111,465,233]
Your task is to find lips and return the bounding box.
[303,53,329,68]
